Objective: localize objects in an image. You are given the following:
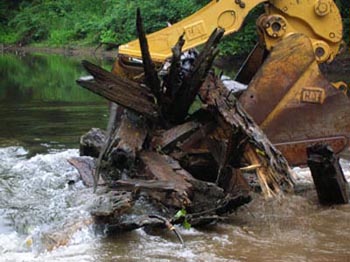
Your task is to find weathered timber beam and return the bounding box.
[191,27,224,77]
[199,73,294,196]
[77,60,158,118]
[164,34,185,102]
[91,191,134,218]
[307,143,350,205]
[168,28,224,123]
[178,122,216,154]
[206,126,248,170]
[184,27,224,101]
[67,156,106,187]
[217,167,250,195]
[151,121,200,150]
[107,113,148,169]
[111,179,185,208]
[140,151,193,193]
[136,8,161,100]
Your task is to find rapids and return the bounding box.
[0,146,349,261]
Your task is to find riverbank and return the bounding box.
[1,44,118,59]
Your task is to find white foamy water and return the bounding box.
[0,147,100,261]
[0,146,349,262]
[292,158,350,184]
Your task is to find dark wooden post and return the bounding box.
[307,143,350,205]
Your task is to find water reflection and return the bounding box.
[0,53,109,155]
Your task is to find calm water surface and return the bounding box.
[0,53,349,262]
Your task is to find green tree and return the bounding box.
[0,0,348,56]
[336,0,349,45]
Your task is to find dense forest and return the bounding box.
[0,0,349,56]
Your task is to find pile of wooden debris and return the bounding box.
[71,9,295,236]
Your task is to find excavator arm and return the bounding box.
[118,0,266,62]
[118,0,343,63]
[113,0,350,166]
[260,0,343,63]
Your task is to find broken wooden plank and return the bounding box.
[140,151,193,192]
[67,156,105,187]
[166,28,224,123]
[77,60,158,118]
[178,122,215,154]
[199,73,295,196]
[244,144,282,198]
[111,179,186,208]
[151,121,200,150]
[136,8,161,100]
[217,167,251,196]
[163,33,185,103]
[90,110,148,193]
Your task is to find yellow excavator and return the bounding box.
[111,0,350,166]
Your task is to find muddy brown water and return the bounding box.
[0,53,349,262]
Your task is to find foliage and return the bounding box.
[174,208,191,229]
[1,0,209,47]
[0,0,348,56]
[0,29,20,44]
[339,0,349,46]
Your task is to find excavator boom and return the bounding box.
[118,0,343,63]
[118,0,266,62]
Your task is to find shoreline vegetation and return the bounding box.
[1,1,348,59]
[0,1,348,80]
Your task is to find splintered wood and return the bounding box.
[199,73,294,197]
[74,8,294,233]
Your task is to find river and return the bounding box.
[0,53,349,262]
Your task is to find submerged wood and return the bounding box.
[307,143,350,205]
[79,128,107,158]
[68,156,95,187]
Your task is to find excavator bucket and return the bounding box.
[239,34,350,166]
